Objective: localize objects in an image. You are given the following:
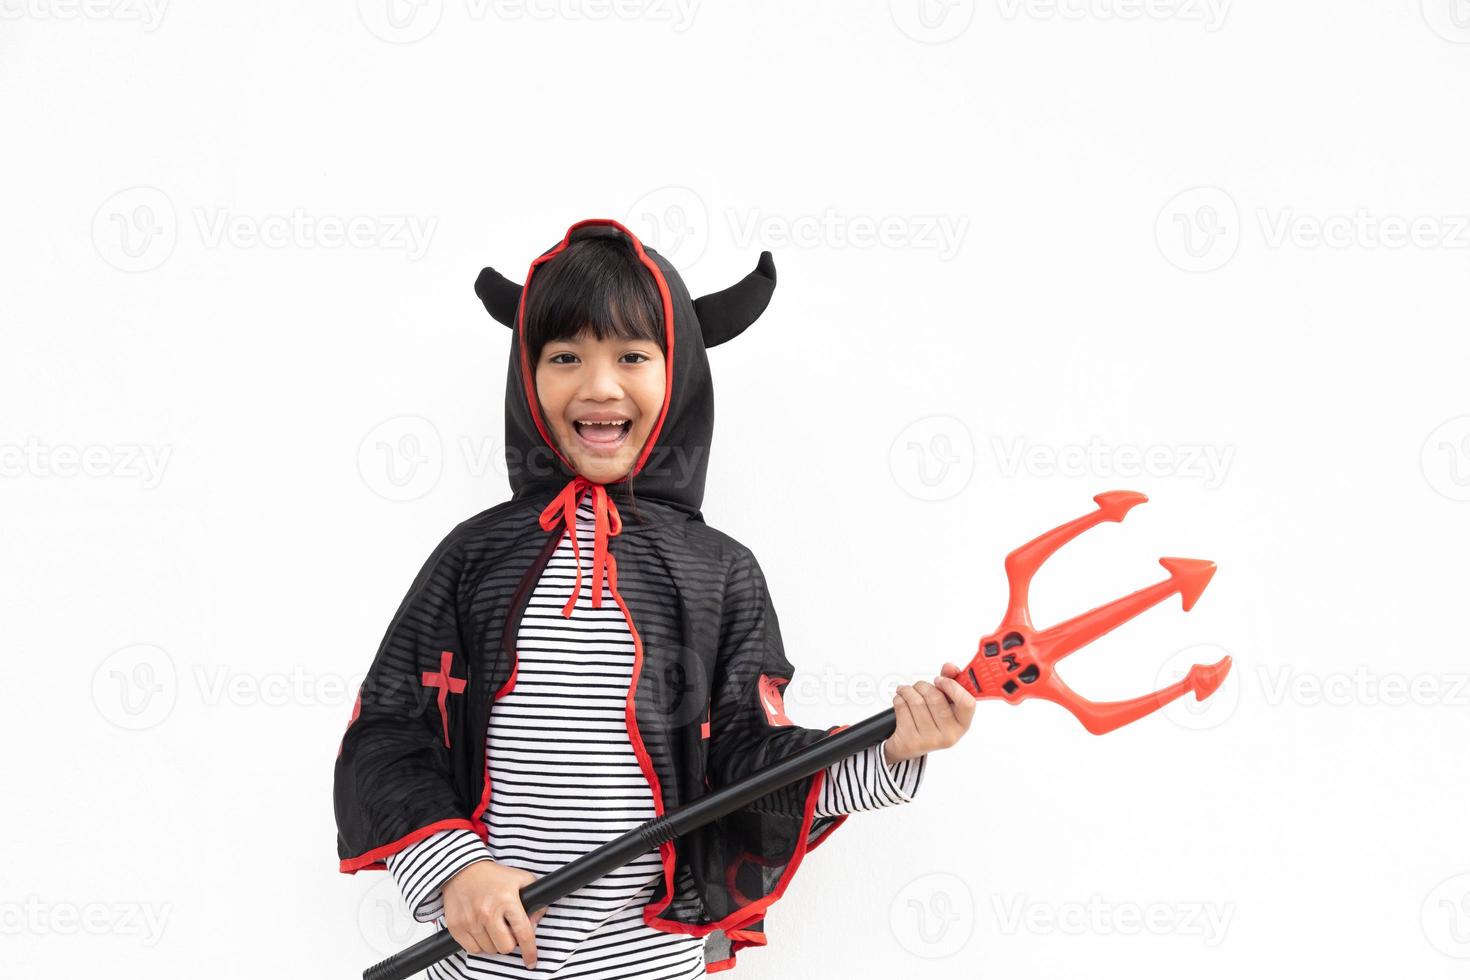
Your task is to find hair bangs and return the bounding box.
[523,236,665,366]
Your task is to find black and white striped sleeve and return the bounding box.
[384,828,495,923]
[813,742,927,817]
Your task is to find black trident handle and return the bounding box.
[363,708,899,980]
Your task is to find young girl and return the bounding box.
[334,219,976,978]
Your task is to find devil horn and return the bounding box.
[692,251,777,349]
[474,266,523,328]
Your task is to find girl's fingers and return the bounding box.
[914,680,962,745]
[901,683,942,742]
[486,911,516,959]
[892,687,913,725]
[464,912,495,956]
[935,675,977,728]
[504,905,539,969]
[892,687,917,751]
[448,921,482,956]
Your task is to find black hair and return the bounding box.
[522,232,667,512]
[522,233,666,369]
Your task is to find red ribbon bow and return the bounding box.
[538,476,624,617]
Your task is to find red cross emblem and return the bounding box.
[757,674,794,727]
[421,650,466,748]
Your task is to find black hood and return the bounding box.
[474,218,777,519]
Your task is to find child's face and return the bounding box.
[534,327,667,485]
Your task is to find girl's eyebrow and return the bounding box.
[550,336,656,348]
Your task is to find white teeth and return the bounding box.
[577,420,627,425]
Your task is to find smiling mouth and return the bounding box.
[573,419,632,449]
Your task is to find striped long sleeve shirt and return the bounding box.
[386,496,926,978]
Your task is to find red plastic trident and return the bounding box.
[956,491,1232,735]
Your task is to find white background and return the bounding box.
[4,2,1469,977]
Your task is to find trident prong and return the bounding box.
[958,490,1232,735]
[1025,659,1232,735]
[1032,556,1216,667]
[1002,490,1148,629]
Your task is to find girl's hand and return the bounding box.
[441,860,547,968]
[883,662,977,765]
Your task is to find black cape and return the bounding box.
[333,218,852,970]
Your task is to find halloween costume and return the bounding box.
[382,493,923,977]
[334,218,925,973]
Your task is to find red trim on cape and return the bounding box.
[682,723,854,971]
[705,925,768,973]
[611,582,680,914]
[470,652,521,828]
[636,723,854,973]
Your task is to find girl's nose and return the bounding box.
[579,360,623,401]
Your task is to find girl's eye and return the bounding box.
[545,351,651,366]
